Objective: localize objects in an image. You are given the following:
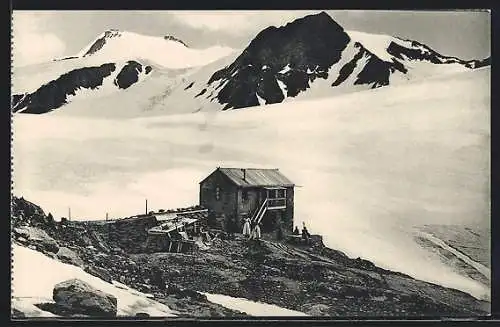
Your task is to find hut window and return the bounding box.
[215,186,221,200]
[243,190,248,201]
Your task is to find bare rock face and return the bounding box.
[53,279,117,317]
[207,11,351,110]
[11,196,48,227]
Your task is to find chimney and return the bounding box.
[242,168,246,181]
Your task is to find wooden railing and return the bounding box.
[252,198,268,225]
[251,197,287,226]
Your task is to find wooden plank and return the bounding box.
[267,206,286,210]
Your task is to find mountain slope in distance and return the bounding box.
[12,12,489,116]
[12,30,237,115]
[72,29,236,69]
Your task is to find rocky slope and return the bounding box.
[11,196,490,317]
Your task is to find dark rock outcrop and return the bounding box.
[83,29,122,57]
[206,11,351,109]
[114,61,145,90]
[353,43,407,89]
[52,279,117,317]
[12,196,48,227]
[387,38,484,69]
[195,88,207,98]
[12,63,116,114]
[164,35,189,47]
[465,57,490,69]
[53,56,79,62]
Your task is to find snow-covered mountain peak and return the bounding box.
[74,30,236,69]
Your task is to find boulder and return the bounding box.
[135,312,150,318]
[17,227,59,253]
[56,247,84,267]
[53,279,117,317]
[303,303,331,316]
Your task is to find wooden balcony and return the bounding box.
[267,198,286,210]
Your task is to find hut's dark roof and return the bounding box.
[203,168,295,187]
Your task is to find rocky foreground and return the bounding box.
[11,196,490,318]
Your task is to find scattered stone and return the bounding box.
[53,279,117,317]
[263,265,282,275]
[303,303,331,316]
[169,288,206,302]
[371,295,387,302]
[17,237,28,244]
[13,227,30,239]
[11,308,26,319]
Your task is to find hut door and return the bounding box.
[259,188,267,204]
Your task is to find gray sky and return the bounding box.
[12,10,490,66]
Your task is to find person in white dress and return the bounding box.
[252,223,261,240]
[242,217,251,238]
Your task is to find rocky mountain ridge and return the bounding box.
[11,12,489,116]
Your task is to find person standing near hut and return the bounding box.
[302,221,310,244]
[242,217,251,238]
[252,223,261,240]
[276,216,284,241]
